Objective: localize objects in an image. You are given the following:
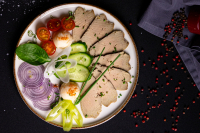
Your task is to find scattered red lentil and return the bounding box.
[123,109,126,113]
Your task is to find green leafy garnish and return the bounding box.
[66,11,74,20]
[27,30,37,42]
[16,43,51,66]
[100,92,104,97]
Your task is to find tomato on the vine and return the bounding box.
[61,17,75,31]
[36,27,50,42]
[41,41,56,55]
[47,19,61,31]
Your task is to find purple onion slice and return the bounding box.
[18,62,44,89]
[22,78,53,102]
[33,84,60,111]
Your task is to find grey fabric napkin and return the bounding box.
[138,0,200,90]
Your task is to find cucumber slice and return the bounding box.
[68,53,93,67]
[70,42,87,54]
[55,63,90,82]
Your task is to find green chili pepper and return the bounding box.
[70,102,83,127]
[45,100,70,121]
[62,104,73,131]
[46,100,83,131]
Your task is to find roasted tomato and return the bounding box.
[37,27,50,42]
[61,17,75,31]
[41,41,56,55]
[47,19,61,31]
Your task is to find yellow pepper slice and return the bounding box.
[46,100,70,121]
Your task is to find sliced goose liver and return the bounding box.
[73,7,95,42]
[80,76,102,118]
[81,14,114,48]
[89,31,129,56]
[91,52,131,71]
[95,64,131,90]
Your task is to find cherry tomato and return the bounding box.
[47,19,61,31]
[37,27,50,42]
[41,41,56,55]
[61,17,75,31]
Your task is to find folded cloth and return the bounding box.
[138,0,200,90]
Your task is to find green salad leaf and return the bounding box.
[16,43,51,66]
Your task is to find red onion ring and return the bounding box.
[33,84,60,111]
[18,62,44,89]
[22,78,53,101]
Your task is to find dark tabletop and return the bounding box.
[1,0,200,133]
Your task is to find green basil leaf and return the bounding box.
[16,43,51,65]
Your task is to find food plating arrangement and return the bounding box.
[14,5,138,131]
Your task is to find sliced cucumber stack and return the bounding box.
[70,42,87,54]
[54,42,93,82]
[55,63,90,82]
[68,53,93,67]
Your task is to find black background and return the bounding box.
[1,0,200,133]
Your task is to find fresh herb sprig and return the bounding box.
[28,30,37,42]
[75,52,121,105]
[66,11,75,20]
